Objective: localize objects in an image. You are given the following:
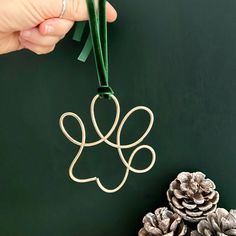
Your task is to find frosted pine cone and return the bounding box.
[138,207,187,236]
[167,172,219,223]
[191,208,236,236]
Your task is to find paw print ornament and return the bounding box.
[59,0,157,193]
[59,95,157,193]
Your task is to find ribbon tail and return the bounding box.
[78,34,93,62]
[73,22,86,42]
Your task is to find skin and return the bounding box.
[0,0,117,55]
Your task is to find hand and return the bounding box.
[0,0,117,55]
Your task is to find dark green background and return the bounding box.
[1,0,236,235]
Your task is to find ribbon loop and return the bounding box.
[74,0,113,98]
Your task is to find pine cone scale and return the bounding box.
[174,189,186,199]
[230,210,236,218]
[182,201,197,210]
[211,192,220,205]
[192,193,205,205]
[159,218,171,233]
[198,201,213,212]
[225,229,236,235]
[178,222,187,236]
[186,209,203,217]
[139,228,150,236]
[203,204,217,216]
[172,196,185,209]
[165,232,174,236]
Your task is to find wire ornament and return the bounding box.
[59,95,157,193]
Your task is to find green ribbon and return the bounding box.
[73,0,114,99]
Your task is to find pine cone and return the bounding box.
[138,207,187,236]
[167,172,219,223]
[191,208,236,236]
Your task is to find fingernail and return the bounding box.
[45,25,54,34]
[20,30,31,38]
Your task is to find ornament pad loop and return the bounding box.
[59,95,157,193]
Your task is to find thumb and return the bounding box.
[43,0,117,22]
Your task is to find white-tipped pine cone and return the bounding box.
[138,207,187,236]
[167,172,219,223]
[191,208,236,236]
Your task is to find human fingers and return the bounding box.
[19,26,58,55]
[19,37,55,55]
[61,1,117,22]
[19,18,74,47]
[38,18,74,36]
[19,27,62,48]
[36,0,117,23]
[17,0,117,55]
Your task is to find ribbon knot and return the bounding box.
[97,86,114,99]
